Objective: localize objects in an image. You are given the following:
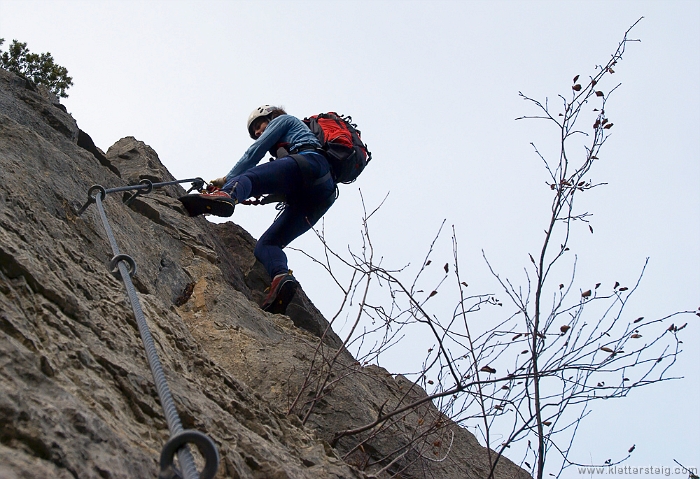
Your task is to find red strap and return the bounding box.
[241,196,263,205]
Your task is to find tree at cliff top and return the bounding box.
[0,38,73,98]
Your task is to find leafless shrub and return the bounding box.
[288,19,697,479]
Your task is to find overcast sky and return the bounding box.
[2,0,698,476]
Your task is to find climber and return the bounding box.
[183,105,336,315]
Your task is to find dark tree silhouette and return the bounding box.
[0,38,73,98]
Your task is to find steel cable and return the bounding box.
[81,181,218,479]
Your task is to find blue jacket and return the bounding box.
[226,114,321,179]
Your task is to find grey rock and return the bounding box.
[0,68,78,145]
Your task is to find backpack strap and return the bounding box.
[291,154,333,188]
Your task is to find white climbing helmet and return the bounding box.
[246,105,278,139]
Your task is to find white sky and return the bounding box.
[2,0,698,476]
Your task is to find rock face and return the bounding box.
[0,68,529,479]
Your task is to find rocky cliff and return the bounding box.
[0,68,529,479]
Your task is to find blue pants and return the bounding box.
[222,152,336,279]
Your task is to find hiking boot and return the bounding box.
[178,190,237,217]
[261,272,298,315]
[203,190,236,202]
[203,182,239,208]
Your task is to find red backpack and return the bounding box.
[303,112,371,184]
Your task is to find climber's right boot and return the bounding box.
[261,272,298,315]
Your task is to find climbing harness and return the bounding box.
[77,178,219,479]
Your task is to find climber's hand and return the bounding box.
[210,177,226,188]
[206,177,225,193]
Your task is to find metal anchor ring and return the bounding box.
[77,185,107,215]
[124,179,154,205]
[158,430,220,479]
[138,178,154,194]
[109,254,137,278]
[88,185,107,201]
